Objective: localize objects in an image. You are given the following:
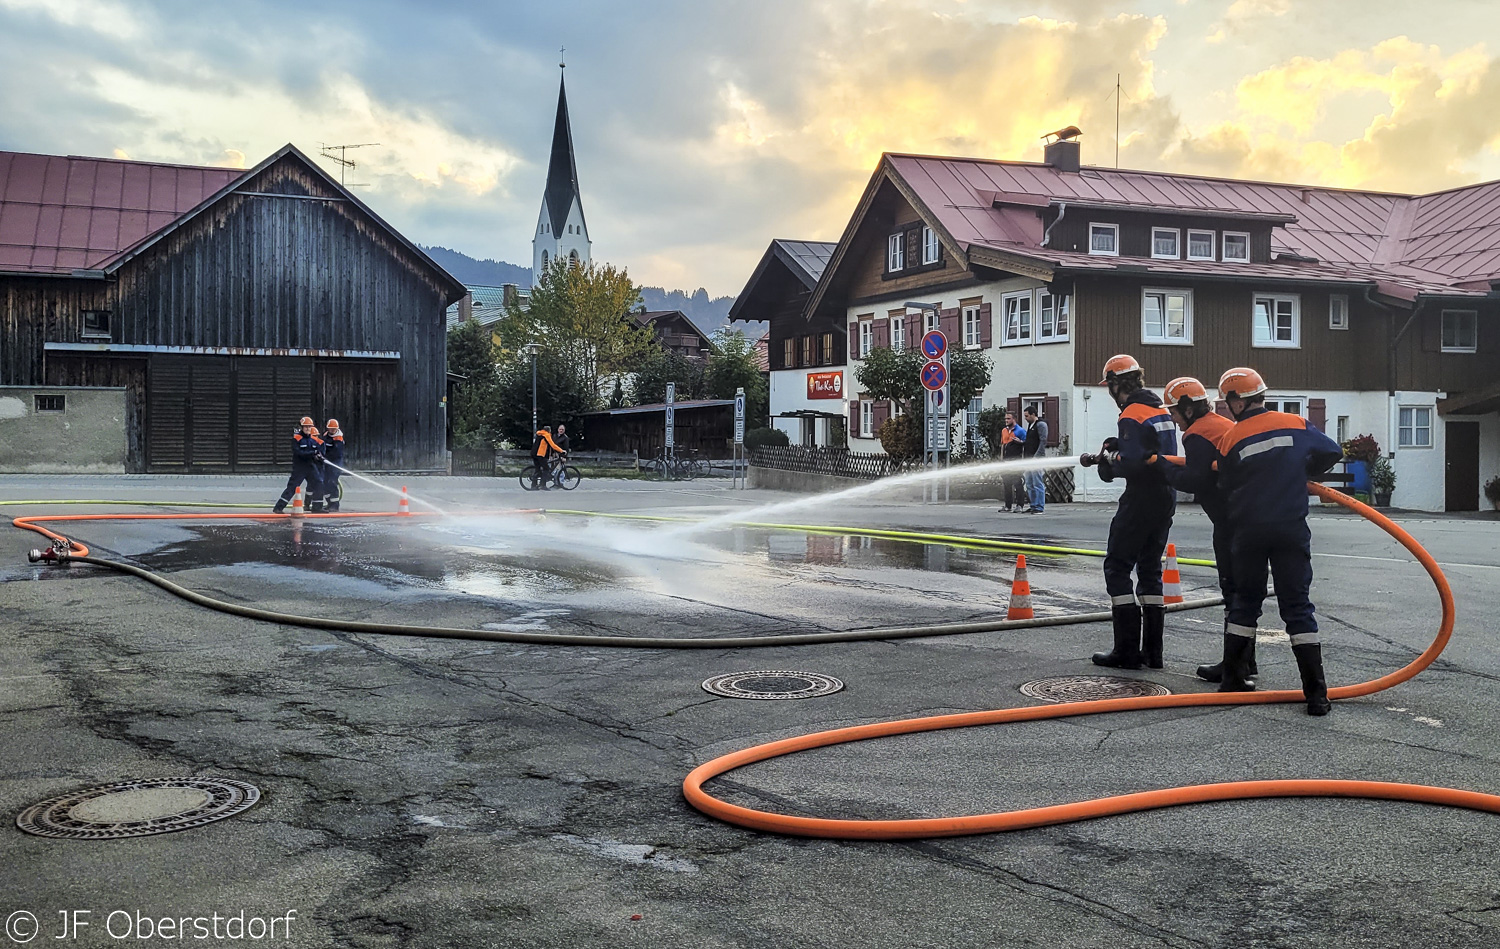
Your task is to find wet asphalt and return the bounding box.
[3,474,1500,948]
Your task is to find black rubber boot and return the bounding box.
[1198,617,1258,682]
[1142,605,1165,669]
[1218,633,1257,693]
[1092,605,1143,669]
[1293,642,1331,715]
[273,501,286,514]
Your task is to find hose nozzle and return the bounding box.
[27,539,74,564]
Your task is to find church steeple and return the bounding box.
[533,59,590,287]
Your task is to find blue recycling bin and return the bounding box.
[1346,460,1370,494]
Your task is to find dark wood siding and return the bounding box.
[1047,212,1275,263]
[0,277,111,385]
[1072,277,1390,389]
[845,187,972,304]
[1396,304,1500,393]
[314,361,402,470]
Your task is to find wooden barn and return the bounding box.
[0,144,464,472]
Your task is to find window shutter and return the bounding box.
[1215,400,1231,419]
[940,307,961,343]
[872,318,889,349]
[905,228,919,268]
[1044,396,1061,446]
[873,401,890,432]
[850,402,860,438]
[1007,397,1022,420]
[1308,398,1327,433]
[979,303,992,348]
[848,322,859,359]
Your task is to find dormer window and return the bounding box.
[921,226,940,265]
[1223,232,1250,262]
[887,233,905,272]
[1187,230,1215,261]
[1151,228,1180,259]
[1089,223,1119,256]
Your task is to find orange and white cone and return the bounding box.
[1007,554,1035,620]
[1163,543,1184,604]
[289,486,305,518]
[397,485,411,516]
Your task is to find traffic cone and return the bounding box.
[289,486,305,518]
[1007,554,1035,620]
[397,485,411,516]
[1163,544,1184,604]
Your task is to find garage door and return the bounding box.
[146,356,313,472]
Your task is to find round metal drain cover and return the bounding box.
[1019,675,1171,704]
[702,670,844,700]
[16,778,260,840]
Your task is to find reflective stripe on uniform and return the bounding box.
[1289,632,1321,646]
[1152,420,1176,435]
[1138,594,1165,606]
[1227,622,1257,639]
[1111,594,1138,606]
[1236,435,1295,461]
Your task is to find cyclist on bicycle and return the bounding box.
[531,425,564,490]
[550,424,571,486]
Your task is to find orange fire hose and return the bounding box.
[681,484,1500,838]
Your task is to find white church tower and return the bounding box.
[532,62,591,287]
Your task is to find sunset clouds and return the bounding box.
[2,0,1496,293]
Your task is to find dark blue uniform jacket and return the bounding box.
[1159,412,1233,524]
[292,432,323,466]
[1098,390,1178,509]
[1217,408,1342,527]
[322,433,345,467]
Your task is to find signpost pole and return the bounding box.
[665,381,676,480]
[733,386,746,489]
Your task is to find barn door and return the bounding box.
[233,358,313,470]
[147,359,192,469]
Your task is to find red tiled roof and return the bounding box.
[0,151,246,274]
[888,154,1500,296]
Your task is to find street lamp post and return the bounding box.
[522,342,542,434]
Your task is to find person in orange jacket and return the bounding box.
[531,425,564,490]
[274,417,324,513]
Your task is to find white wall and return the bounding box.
[531,196,592,285]
[1480,414,1500,511]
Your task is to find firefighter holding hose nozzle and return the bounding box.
[321,419,345,512]
[1154,377,1250,684]
[1079,354,1178,670]
[274,417,325,514]
[1215,367,1343,714]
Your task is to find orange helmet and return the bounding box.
[1163,376,1209,408]
[325,418,340,430]
[299,416,315,427]
[1218,367,1268,400]
[1099,354,1143,385]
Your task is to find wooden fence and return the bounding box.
[750,446,908,480]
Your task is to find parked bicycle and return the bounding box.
[649,449,696,481]
[519,457,581,491]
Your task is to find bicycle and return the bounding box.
[519,457,582,491]
[649,450,695,481]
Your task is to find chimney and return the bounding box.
[502,283,519,307]
[1043,126,1082,173]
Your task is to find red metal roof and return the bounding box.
[887,153,1500,296]
[0,151,246,275]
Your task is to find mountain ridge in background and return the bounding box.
[421,244,761,339]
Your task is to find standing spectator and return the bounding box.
[997,411,1027,512]
[1022,405,1049,513]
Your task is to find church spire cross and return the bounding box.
[559,46,565,68]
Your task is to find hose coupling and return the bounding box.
[27,538,74,564]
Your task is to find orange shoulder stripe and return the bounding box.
[1221,411,1306,454]
[1121,403,1167,423]
[1187,413,1233,442]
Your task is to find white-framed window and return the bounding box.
[962,304,983,348]
[1222,231,1250,262]
[1329,294,1349,330]
[892,400,906,418]
[1264,398,1305,416]
[887,233,905,272]
[1001,292,1033,345]
[1253,293,1300,348]
[1151,228,1180,259]
[81,310,112,338]
[921,226,940,265]
[1037,291,1069,342]
[860,400,874,438]
[1441,309,1478,353]
[1187,229,1215,261]
[1336,416,1349,443]
[858,319,873,356]
[1089,223,1119,256]
[923,308,940,332]
[1142,288,1192,345]
[1398,406,1432,448]
[890,315,905,351]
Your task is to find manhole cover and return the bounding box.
[16,778,261,840]
[702,671,844,700]
[1019,675,1172,704]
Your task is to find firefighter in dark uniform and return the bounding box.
[1215,367,1343,714]
[273,417,324,513]
[321,418,345,513]
[1079,355,1178,669]
[1154,377,1253,683]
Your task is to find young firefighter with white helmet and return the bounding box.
[1214,367,1343,714]
[273,417,325,514]
[1079,354,1178,670]
[321,419,345,512]
[1154,377,1252,683]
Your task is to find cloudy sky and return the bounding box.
[3,0,1498,296]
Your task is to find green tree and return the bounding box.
[503,257,655,401]
[705,328,769,427]
[490,349,596,449]
[853,346,991,415]
[446,319,502,447]
[631,348,705,405]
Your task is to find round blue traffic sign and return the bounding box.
[921,361,948,391]
[921,330,947,359]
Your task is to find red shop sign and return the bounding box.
[806,372,844,399]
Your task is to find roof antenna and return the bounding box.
[319,143,380,188]
[1104,74,1125,168]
